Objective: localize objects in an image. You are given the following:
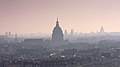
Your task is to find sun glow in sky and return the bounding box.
[0,0,120,34]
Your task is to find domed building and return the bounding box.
[100,26,104,33]
[52,18,64,46]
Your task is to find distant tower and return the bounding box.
[5,32,8,36]
[100,26,104,33]
[52,18,64,46]
[71,29,74,35]
[5,32,12,36]
[15,33,17,38]
[9,32,11,35]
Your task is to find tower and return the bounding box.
[71,29,74,35]
[52,18,64,46]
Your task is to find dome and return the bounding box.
[100,26,104,33]
[52,19,64,45]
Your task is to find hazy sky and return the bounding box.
[0,0,120,34]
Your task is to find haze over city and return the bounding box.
[2,0,120,67]
[1,0,120,34]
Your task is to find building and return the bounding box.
[52,18,64,46]
[23,39,44,43]
[71,29,74,35]
[100,26,104,33]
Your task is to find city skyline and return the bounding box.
[1,0,120,34]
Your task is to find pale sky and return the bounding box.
[0,0,120,34]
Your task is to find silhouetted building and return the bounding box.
[100,26,104,33]
[52,18,64,46]
[71,29,74,35]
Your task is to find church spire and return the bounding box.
[56,17,59,26]
[57,17,58,22]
